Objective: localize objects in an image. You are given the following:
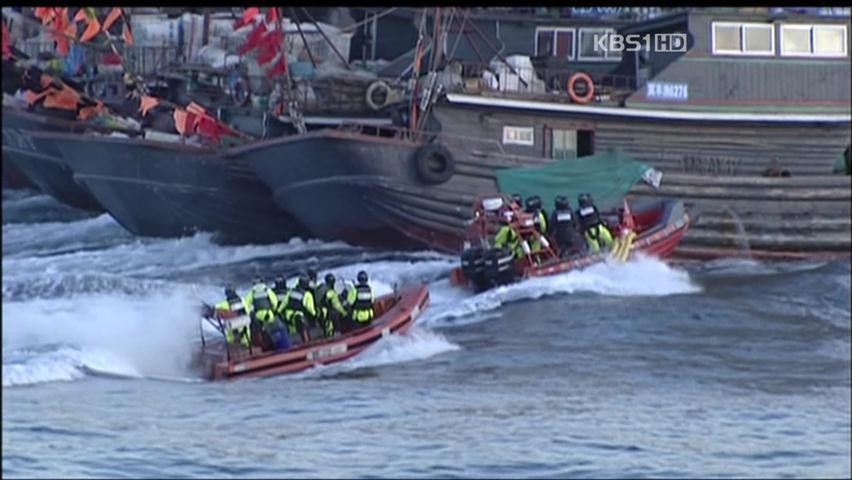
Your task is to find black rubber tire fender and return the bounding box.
[365,80,390,111]
[413,143,455,185]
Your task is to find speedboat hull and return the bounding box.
[198,285,430,380]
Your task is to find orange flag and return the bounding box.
[173,109,198,136]
[80,16,101,42]
[186,101,207,116]
[103,8,122,31]
[139,95,159,116]
[233,7,259,29]
[122,22,134,45]
[73,8,88,22]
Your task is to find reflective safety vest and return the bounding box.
[532,209,548,233]
[348,283,374,323]
[214,299,250,347]
[245,284,278,323]
[494,224,521,255]
[577,205,603,233]
[286,286,317,318]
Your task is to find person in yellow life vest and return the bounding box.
[272,275,289,317]
[316,273,347,338]
[243,277,280,350]
[214,286,250,348]
[494,210,523,258]
[524,195,549,235]
[284,276,317,342]
[576,193,613,253]
[347,271,374,327]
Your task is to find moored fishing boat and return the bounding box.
[26,129,308,243]
[3,106,106,212]
[195,284,430,380]
[450,194,690,292]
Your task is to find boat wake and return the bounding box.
[420,253,702,327]
[301,327,460,380]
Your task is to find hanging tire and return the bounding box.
[414,143,454,185]
[365,80,390,111]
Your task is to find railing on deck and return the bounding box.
[457,61,641,104]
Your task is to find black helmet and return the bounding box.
[325,273,335,287]
[224,285,237,298]
[578,193,593,208]
[555,195,570,210]
[297,276,309,288]
[511,193,523,206]
[307,268,317,282]
[273,276,287,291]
[252,276,263,286]
[357,270,368,284]
[524,195,542,212]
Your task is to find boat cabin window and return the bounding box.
[712,22,775,56]
[535,27,576,59]
[549,128,594,159]
[503,126,535,146]
[578,28,622,60]
[780,24,848,57]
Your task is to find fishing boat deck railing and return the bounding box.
[456,61,641,104]
[334,122,510,155]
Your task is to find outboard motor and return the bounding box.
[460,246,486,286]
[482,247,516,287]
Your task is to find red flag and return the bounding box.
[257,44,277,65]
[103,7,122,31]
[258,29,282,50]
[233,7,260,30]
[265,56,287,79]
[2,20,11,60]
[238,21,267,55]
[186,101,207,116]
[195,115,225,143]
[266,7,279,23]
[122,22,134,45]
[35,8,56,24]
[173,109,198,136]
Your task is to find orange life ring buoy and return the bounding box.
[567,72,595,104]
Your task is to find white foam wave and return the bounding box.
[303,326,460,377]
[2,346,140,387]
[3,231,355,285]
[421,253,701,327]
[2,287,205,386]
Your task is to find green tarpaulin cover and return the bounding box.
[495,149,655,212]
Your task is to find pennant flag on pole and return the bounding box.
[103,8,122,31]
[139,95,159,116]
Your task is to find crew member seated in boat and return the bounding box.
[523,195,549,256]
[524,195,548,234]
[284,276,317,342]
[511,193,523,208]
[316,273,347,338]
[347,271,375,327]
[493,210,523,258]
[549,196,587,258]
[214,286,250,348]
[244,277,281,350]
[576,193,613,253]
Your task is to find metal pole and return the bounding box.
[300,7,352,70]
[467,13,528,87]
[290,7,317,69]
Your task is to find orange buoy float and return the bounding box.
[567,72,595,104]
